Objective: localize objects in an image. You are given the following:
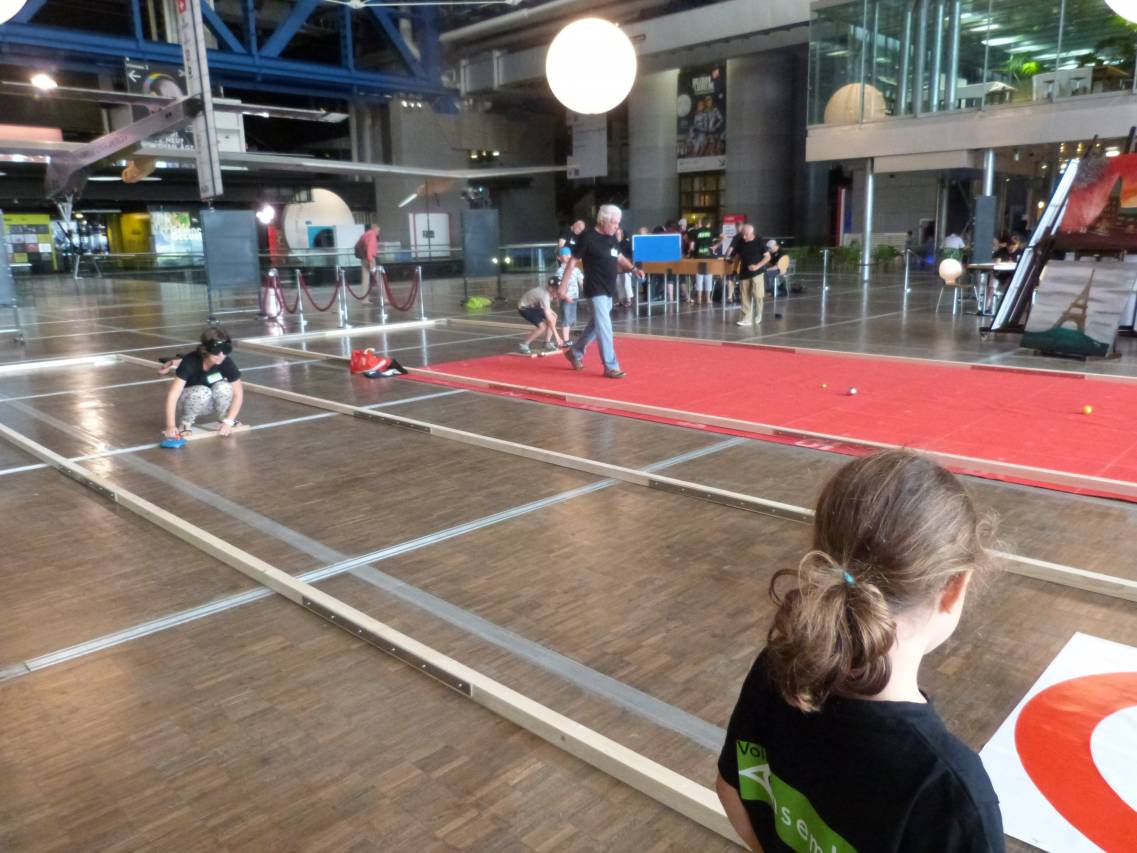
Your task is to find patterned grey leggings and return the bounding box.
[176,381,233,429]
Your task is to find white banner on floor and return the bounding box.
[979,632,1137,853]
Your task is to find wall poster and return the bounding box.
[677,64,725,174]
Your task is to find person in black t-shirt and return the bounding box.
[557,220,585,252]
[160,327,244,440]
[732,225,769,326]
[558,205,644,379]
[717,450,1003,853]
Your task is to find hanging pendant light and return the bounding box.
[545,18,637,115]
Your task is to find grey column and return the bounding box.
[983,148,996,196]
[914,0,929,115]
[946,0,961,108]
[930,0,945,112]
[898,1,914,116]
[861,158,875,284]
[937,176,950,244]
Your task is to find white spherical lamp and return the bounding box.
[823,83,888,125]
[1105,0,1137,23]
[0,0,29,25]
[545,18,637,115]
[938,257,963,285]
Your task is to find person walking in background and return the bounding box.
[716,450,1003,853]
[560,205,643,379]
[734,225,768,326]
[353,222,381,283]
[617,228,635,308]
[554,246,583,343]
[558,220,585,251]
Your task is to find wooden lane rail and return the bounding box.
[0,419,743,847]
[640,259,735,277]
[409,365,1137,504]
[0,353,119,377]
[115,353,1137,604]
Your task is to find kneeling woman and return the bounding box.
[163,328,244,440]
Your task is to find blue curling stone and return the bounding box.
[160,437,187,449]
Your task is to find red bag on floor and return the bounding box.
[349,348,407,377]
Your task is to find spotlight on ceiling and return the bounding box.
[397,192,418,208]
[256,204,276,225]
[30,72,57,91]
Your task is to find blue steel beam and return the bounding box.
[0,22,452,99]
[367,7,424,78]
[200,3,246,54]
[416,7,441,87]
[259,0,321,58]
[129,0,144,45]
[12,0,48,24]
[242,0,257,56]
[340,6,354,73]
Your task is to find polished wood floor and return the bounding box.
[3,274,1137,851]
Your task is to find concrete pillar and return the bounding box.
[861,157,875,284]
[983,147,996,196]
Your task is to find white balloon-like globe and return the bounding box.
[1105,0,1137,22]
[938,257,963,285]
[545,18,637,115]
[0,0,29,25]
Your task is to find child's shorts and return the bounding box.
[561,299,577,326]
[519,307,547,327]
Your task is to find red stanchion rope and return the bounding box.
[344,270,375,302]
[382,268,420,312]
[298,270,340,312]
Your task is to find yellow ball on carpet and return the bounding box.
[1083,405,1093,415]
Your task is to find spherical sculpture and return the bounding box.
[823,83,888,125]
[0,0,29,25]
[1105,0,1137,23]
[546,18,637,115]
[939,258,963,285]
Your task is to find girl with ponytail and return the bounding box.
[716,450,1004,852]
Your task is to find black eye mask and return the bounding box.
[205,340,232,356]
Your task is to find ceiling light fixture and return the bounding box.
[397,192,418,208]
[30,72,57,91]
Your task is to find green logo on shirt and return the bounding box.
[736,740,857,853]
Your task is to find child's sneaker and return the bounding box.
[544,341,558,352]
[519,343,531,354]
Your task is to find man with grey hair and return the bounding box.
[733,224,768,325]
[559,204,644,378]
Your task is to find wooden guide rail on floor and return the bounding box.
[117,352,1137,605]
[0,419,743,847]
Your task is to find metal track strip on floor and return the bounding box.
[0,419,741,847]
[240,318,441,346]
[113,354,1137,605]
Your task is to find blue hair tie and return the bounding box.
[842,571,856,586]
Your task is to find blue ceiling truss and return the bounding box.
[0,0,449,102]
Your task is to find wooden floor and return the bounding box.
[3,273,1137,851]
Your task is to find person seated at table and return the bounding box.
[161,327,244,440]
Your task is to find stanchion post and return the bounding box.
[295,269,307,330]
[336,266,350,329]
[376,265,388,323]
[903,249,912,294]
[822,248,831,293]
[418,265,427,321]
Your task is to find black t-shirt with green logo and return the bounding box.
[693,227,716,258]
[718,651,1004,853]
[175,351,241,388]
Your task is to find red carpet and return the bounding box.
[413,336,1137,503]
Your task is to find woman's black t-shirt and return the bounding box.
[175,351,241,388]
[718,652,1004,853]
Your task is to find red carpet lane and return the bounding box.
[406,337,1137,503]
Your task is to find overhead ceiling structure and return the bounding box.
[0,0,448,100]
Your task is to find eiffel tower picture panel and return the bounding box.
[1022,261,1137,357]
